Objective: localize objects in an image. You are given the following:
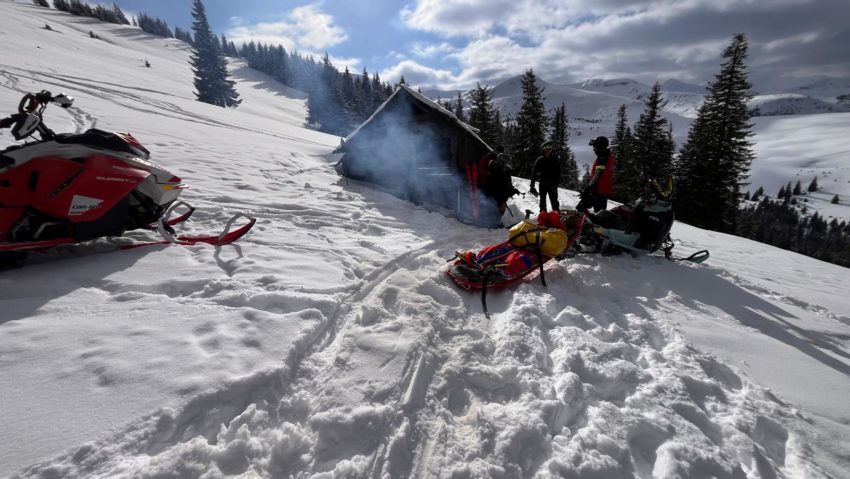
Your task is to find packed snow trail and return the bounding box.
[17,219,829,477]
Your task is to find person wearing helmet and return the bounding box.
[529,141,561,212]
[577,136,617,213]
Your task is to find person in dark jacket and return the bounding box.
[529,141,561,212]
[577,136,617,213]
[487,151,519,220]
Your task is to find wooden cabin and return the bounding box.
[334,84,494,225]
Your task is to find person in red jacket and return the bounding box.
[477,145,503,193]
[577,136,616,213]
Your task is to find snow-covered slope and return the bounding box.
[750,112,850,221]
[749,94,850,116]
[1,2,849,478]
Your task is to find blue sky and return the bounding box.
[107,0,850,91]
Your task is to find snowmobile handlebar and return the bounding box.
[3,91,73,140]
[16,90,74,115]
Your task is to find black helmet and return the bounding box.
[589,136,609,149]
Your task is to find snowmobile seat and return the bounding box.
[590,209,632,232]
[54,129,145,156]
[0,144,27,157]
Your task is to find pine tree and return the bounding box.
[752,186,764,201]
[674,33,754,232]
[137,13,173,38]
[514,69,547,178]
[466,83,499,146]
[337,66,358,133]
[807,176,818,192]
[611,104,635,203]
[371,73,385,111]
[793,180,802,195]
[632,82,674,199]
[493,110,504,147]
[307,53,342,133]
[189,0,239,107]
[357,68,373,122]
[785,181,793,199]
[550,103,579,189]
[174,27,193,44]
[831,194,839,204]
[778,184,787,198]
[454,92,465,122]
[33,0,50,7]
[112,4,130,24]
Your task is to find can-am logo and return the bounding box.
[68,195,103,215]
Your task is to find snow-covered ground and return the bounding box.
[750,112,850,222]
[1,2,849,477]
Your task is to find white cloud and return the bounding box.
[401,0,516,37]
[763,31,821,53]
[379,60,457,88]
[398,0,850,89]
[388,51,408,61]
[226,4,347,52]
[410,42,457,59]
[332,55,365,74]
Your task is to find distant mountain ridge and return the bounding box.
[424,74,850,151]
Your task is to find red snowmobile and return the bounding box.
[0,90,254,264]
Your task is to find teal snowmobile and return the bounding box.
[569,179,709,263]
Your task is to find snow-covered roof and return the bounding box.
[335,83,490,153]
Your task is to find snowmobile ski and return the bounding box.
[1,214,255,256]
[144,201,196,231]
[121,213,256,249]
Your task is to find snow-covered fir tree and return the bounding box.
[190,0,239,107]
